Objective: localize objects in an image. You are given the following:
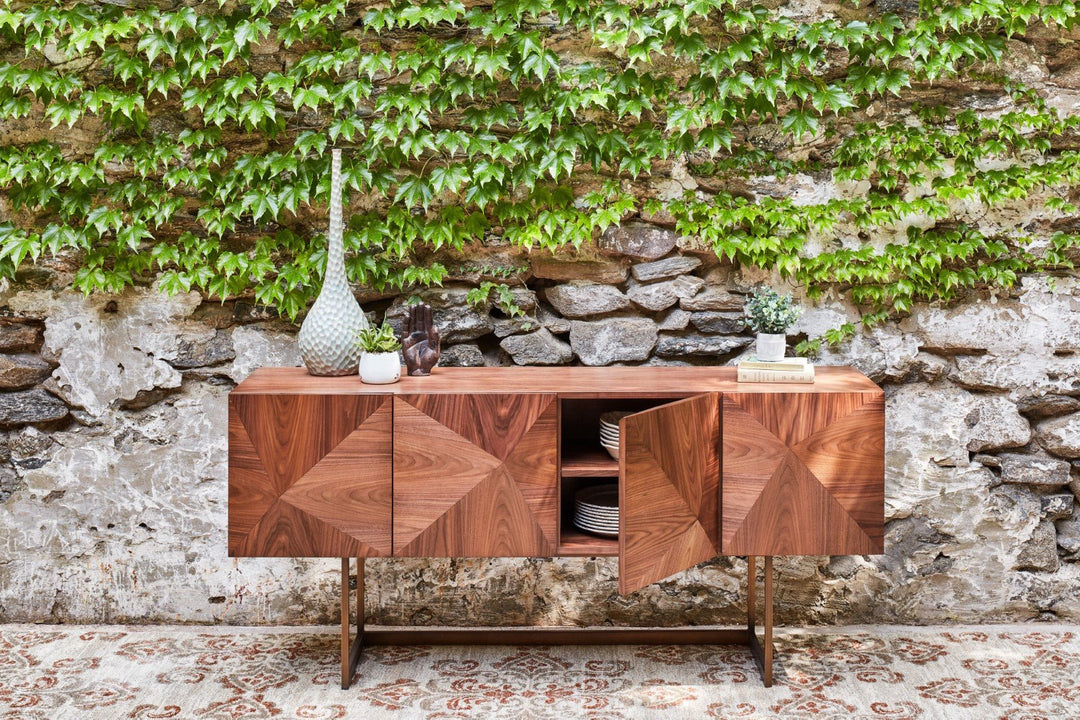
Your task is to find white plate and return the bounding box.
[576,485,618,506]
[575,515,618,529]
[573,519,619,537]
[575,506,619,521]
[575,499,619,513]
[599,411,632,425]
[574,515,617,526]
[575,500,619,512]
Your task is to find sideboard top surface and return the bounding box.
[233,366,881,397]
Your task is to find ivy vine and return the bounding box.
[0,0,1077,347]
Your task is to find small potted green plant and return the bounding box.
[745,288,801,362]
[355,323,402,384]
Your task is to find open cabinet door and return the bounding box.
[619,393,720,594]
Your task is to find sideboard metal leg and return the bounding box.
[748,555,777,687]
[763,556,774,687]
[340,558,351,689]
[339,558,366,690]
[746,556,756,635]
[350,558,365,682]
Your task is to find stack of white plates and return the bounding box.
[573,484,619,537]
[599,411,630,459]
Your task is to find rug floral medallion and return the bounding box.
[0,625,1077,719]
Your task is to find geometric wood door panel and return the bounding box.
[392,393,558,557]
[721,391,885,556]
[228,394,392,558]
[620,393,720,594]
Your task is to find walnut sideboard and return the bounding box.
[228,366,884,688]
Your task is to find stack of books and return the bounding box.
[736,356,815,383]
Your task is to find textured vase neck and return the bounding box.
[324,148,347,293]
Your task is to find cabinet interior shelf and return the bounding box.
[560,445,619,477]
[557,528,619,557]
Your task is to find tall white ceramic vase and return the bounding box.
[298,149,369,376]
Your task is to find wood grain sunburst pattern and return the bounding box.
[228,394,392,557]
[722,391,885,556]
[393,393,558,557]
[619,394,721,594]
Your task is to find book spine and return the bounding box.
[739,361,806,371]
[737,368,815,383]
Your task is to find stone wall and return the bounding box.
[0,239,1078,626]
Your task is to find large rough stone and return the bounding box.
[1057,507,1080,555]
[1041,494,1074,521]
[1016,521,1059,572]
[493,316,540,338]
[656,334,751,357]
[569,318,657,366]
[545,283,630,318]
[432,305,496,343]
[384,287,494,343]
[0,322,42,352]
[689,311,746,334]
[508,288,538,314]
[169,330,235,369]
[1037,413,1080,458]
[680,287,744,311]
[438,344,485,367]
[0,389,69,428]
[630,256,702,282]
[599,224,678,260]
[657,308,691,331]
[1017,394,1080,418]
[0,466,20,503]
[9,427,53,469]
[531,257,630,284]
[627,276,704,312]
[0,354,53,389]
[500,328,573,366]
[998,453,1071,487]
[876,0,919,16]
[964,396,1031,453]
[951,355,1039,392]
[536,306,570,334]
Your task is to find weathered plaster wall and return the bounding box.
[0,247,1078,627]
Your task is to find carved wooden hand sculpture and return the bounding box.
[401,303,440,376]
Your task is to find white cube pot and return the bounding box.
[359,352,401,385]
[755,333,787,362]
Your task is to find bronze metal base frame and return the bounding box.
[340,556,776,690]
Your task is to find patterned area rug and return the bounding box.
[1,624,1077,719]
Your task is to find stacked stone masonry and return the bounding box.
[0,232,1079,627]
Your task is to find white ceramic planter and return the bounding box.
[755,333,787,362]
[359,352,401,384]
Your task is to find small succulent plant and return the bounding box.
[355,322,402,354]
[745,288,801,334]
